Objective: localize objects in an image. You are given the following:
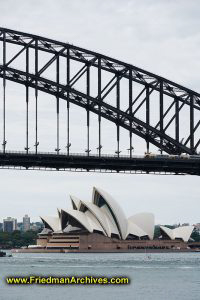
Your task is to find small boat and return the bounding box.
[0,251,6,257]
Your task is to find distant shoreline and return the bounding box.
[11,248,200,254]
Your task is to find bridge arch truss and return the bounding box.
[0,28,200,175]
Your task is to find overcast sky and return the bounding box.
[0,0,200,225]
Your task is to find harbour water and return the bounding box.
[0,252,199,300]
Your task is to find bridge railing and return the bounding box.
[0,150,200,160]
[0,149,143,159]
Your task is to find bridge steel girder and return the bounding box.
[0,152,199,176]
[0,27,200,163]
[0,66,194,155]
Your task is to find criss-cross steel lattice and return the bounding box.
[0,28,200,175]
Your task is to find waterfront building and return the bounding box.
[23,214,30,231]
[40,187,155,241]
[3,217,17,232]
[15,187,195,252]
[159,225,194,242]
[36,187,158,251]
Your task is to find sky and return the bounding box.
[0,0,200,225]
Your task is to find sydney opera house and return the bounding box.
[32,187,195,253]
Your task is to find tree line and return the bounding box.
[0,230,39,249]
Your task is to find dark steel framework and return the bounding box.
[0,28,200,175]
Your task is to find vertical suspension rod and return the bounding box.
[35,39,38,154]
[98,58,101,157]
[190,94,194,153]
[160,80,163,153]
[56,56,60,154]
[67,47,70,155]
[86,64,90,156]
[175,97,179,144]
[116,76,120,157]
[25,47,29,153]
[146,85,150,153]
[3,31,6,153]
[129,69,133,158]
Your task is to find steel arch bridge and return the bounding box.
[0,27,200,175]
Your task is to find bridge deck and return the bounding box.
[0,151,199,175]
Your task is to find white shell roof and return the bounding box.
[92,187,127,239]
[57,208,61,218]
[78,200,110,236]
[174,226,194,242]
[84,210,106,234]
[61,209,93,232]
[70,195,81,210]
[61,208,106,235]
[160,226,174,240]
[160,225,194,242]
[126,220,148,239]
[128,213,155,240]
[100,204,120,237]
[40,216,61,232]
[40,187,156,241]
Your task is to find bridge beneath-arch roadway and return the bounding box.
[0,28,200,175]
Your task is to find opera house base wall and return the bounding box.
[12,233,200,253]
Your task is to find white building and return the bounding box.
[160,225,194,242]
[40,187,155,240]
